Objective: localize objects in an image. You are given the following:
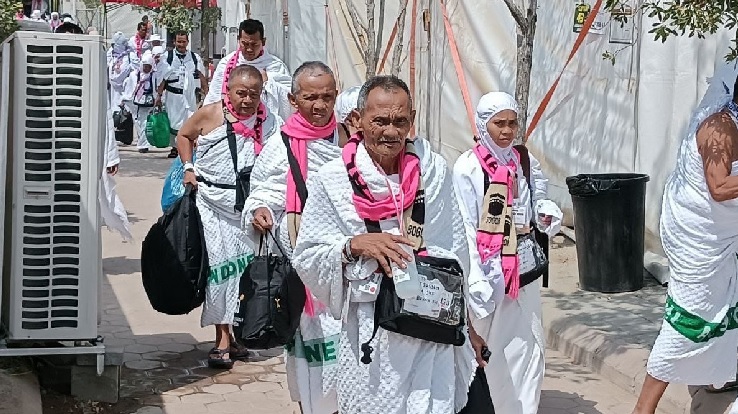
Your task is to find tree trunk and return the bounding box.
[515,0,537,144]
[365,0,377,80]
[390,0,409,76]
[199,0,209,62]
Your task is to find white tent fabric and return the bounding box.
[240,0,732,257]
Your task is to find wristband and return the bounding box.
[183,161,195,172]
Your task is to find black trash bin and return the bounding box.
[565,173,650,293]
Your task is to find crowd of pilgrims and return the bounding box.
[103,17,564,414]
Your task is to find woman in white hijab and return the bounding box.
[122,51,158,153]
[334,85,361,147]
[452,91,562,414]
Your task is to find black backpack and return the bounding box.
[167,50,200,79]
[141,185,209,315]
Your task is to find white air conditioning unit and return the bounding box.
[1,32,106,341]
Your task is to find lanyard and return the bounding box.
[384,175,405,236]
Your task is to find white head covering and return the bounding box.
[151,45,165,57]
[140,51,155,67]
[62,17,72,23]
[50,11,58,18]
[30,9,41,19]
[150,34,162,42]
[335,85,361,123]
[475,91,519,164]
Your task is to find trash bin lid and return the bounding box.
[566,173,649,197]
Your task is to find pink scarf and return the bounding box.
[343,134,421,221]
[134,35,144,58]
[473,143,521,299]
[223,96,267,155]
[282,112,337,316]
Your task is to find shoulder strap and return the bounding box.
[167,50,174,65]
[514,144,531,188]
[281,132,308,205]
[191,51,198,68]
[226,123,240,178]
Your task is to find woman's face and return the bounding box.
[485,109,518,149]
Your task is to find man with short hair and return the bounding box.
[243,61,342,414]
[129,21,151,59]
[156,31,207,158]
[178,65,282,369]
[205,19,292,120]
[292,75,476,413]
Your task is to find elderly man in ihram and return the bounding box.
[176,65,281,370]
[292,75,475,413]
[243,61,342,414]
[632,69,738,413]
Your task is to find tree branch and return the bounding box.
[365,0,377,78]
[391,0,410,76]
[375,0,386,67]
[502,0,527,32]
[346,0,369,58]
[337,2,366,65]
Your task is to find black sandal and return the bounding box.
[207,348,234,369]
[229,335,251,360]
[167,148,178,159]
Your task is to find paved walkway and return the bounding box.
[51,146,693,413]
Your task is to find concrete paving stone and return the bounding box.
[100,324,131,333]
[191,366,228,378]
[249,356,283,366]
[138,395,182,405]
[270,364,286,374]
[160,402,209,414]
[255,373,287,383]
[137,336,176,346]
[171,375,213,387]
[539,396,580,410]
[196,342,216,352]
[224,391,270,402]
[161,386,198,397]
[206,401,256,413]
[241,381,282,393]
[212,373,252,386]
[134,406,164,414]
[142,351,181,362]
[125,344,160,354]
[201,383,240,395]
[145,367,189,378]
[264,388,291,401]
[157,343,196,353]
[125,360,163,370]
[230,364,267,375]
[179,393,224,405]
[255,347,285,358]
[105,337,136,347]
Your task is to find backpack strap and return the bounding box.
[166,50,173,65]
[281,132,308,205]
[513,144,549,288]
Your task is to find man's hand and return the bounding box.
[183,170,197,188]
[469,324,488,368]
[349,233,413,276]
[252,207,273,234]
[154,97,162,108]
[107,164,119,176]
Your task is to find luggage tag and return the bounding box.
[517,236,537,274]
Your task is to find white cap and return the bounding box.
[150,34,162,42]
[63,17,73,23]
[141,51,155,66]
[151,45,165,56]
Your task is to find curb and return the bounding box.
[0,370,42,414]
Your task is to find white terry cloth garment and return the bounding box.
[198,109,281,327]
[335,86,361,123]
[242,129,341,414]
[99,104,133,241]
[204,49,293,121]
[452,92,562,414]
[647,64,738,385]
[292,137,476,414]
[161,50,205,135]
[123,55,158,150]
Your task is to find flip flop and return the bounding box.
[705,381,738,393]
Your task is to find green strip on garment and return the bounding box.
[207,253,254,285]
[663,295,738,343]
[285,331,340,368]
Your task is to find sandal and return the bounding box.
[207,348,234,370]
[167,148,178,159]
[229,335,251,360]
[705,381,738,393]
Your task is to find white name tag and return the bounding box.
[403,275,445,318]
[513,204,527,227]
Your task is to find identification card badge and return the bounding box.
[513,201,527,227]
[178,64,186,76]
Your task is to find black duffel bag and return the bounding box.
[232,232,306,349]
[141,185,209,315]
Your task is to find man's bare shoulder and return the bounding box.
[698,111,738,139]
